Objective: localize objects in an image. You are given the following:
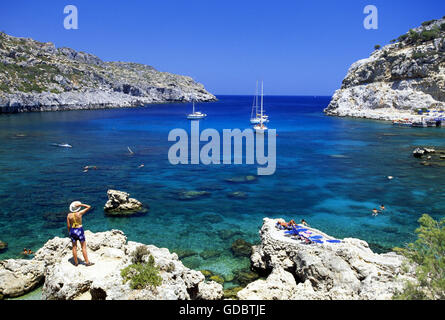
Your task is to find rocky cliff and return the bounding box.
[0,32,216,113]
[325,18,445,120]
[238,218,416,300]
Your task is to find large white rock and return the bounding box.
[324,20,445,121]
[237,267,297,300]
[1,229,222,300]
[244,218,416,300]
[0,259,45,298]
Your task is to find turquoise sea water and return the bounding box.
[0,95,444,288]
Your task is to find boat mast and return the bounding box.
[192,100,195,114]
[260,81,264,126]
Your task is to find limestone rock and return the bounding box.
[245,218,416,300]
[104,189,144,215]
[196,281,224,300]
[0,259,45,298]
[0,32,216,113]
[237,267,297,300]
[324,18,445,121]
[0,240,7,252]
[1,229,222,300]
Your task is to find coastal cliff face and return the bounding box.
[325,18,445,120]
[238,218,416,300]
[0,32,216,113]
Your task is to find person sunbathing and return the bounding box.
[276,219,297,229]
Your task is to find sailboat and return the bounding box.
[253,81,268,133]
[250,81,269,124]
[187,100,207,120]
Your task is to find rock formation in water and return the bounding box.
[104,189,144,216]
[325,18,445,120]
[0,32,216,113]
[237,218,416,300]
[0,230,223,300]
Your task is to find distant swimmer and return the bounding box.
[372,208,379,216]
[380,205,385,211]
[138,164,145,168]
[127,146,134,155]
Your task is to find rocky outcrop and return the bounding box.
[325,18,445,120]
[0,259,45,298]
[239,218,416,300]
[0,240,7,252]
[0,32,216,113]
[0,230,223,300]
[104,189,144,215]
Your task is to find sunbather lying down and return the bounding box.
[276,219,297,230]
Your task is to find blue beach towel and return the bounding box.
[309,235,323,240]
[326,240,341,243]
[312,239,323,244]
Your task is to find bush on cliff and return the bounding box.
[393,214,445,300]
[121,248,162,290]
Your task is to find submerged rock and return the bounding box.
[227,191,248,199]
[176,190,210,201]
[217,229,243,241]
[223,286,243,300]
[224,175,257,184]
[200,249,221,260]
[231,239,253,257]
[0,241,7,252]
[244,218,417,300]
[104,189,145,215]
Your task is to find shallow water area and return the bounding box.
[0,96,444,286]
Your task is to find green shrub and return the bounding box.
[420,29,440,42]
[421,19,437,27]
[374,44,381,50]
[393,214,445,300]
[441,23,445,32]
[412,51,427,59]
[131,245,150,264]
[121,254,162,290]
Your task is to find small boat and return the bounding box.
[250,81,269,124]
[52,143,72,148]
[187,100,207,120]
[253,81,268,134]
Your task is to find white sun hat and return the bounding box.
[69,201,82,213]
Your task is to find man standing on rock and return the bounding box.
[67,201,94,266]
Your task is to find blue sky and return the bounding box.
[1,0,444,95]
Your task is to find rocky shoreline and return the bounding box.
[0,32,216,113]
[325,18,445,121]
[0,218,416,300]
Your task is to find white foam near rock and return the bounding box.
[238,218,416,300]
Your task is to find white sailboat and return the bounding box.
[253,81,268,133]
[250,81,269,124]
[187,100,207,120]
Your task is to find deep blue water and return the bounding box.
[1,95,444,286]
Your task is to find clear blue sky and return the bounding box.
[1,0,444,95]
